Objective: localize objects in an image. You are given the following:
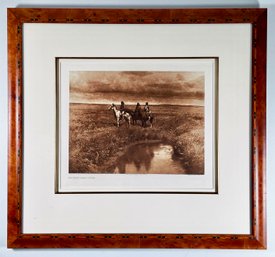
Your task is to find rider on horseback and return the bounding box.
[144,102,152,118]
[120,101,125,111]
[135,102,141,113]
[120,101,127,119]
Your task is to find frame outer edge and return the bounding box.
[7,8,21,248]
[253,9,267,249]
[6,8,267,249]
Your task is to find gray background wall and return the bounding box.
[1,0,274,256]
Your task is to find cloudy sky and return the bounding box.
[70,71,204,106]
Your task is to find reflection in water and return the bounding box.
[114,142,191,174]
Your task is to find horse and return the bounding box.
[108,104,131,127]
[132,109,154,128]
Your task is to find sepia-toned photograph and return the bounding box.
[69,70,205,175]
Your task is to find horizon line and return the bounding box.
[70,102,204,107]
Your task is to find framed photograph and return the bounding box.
[8,8,266,248]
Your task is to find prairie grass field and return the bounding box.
[69,103,204,174]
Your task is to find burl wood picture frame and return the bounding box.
[8,8,266,249]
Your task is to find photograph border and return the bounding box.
[56,56,219,194]
[8,8,266,249]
